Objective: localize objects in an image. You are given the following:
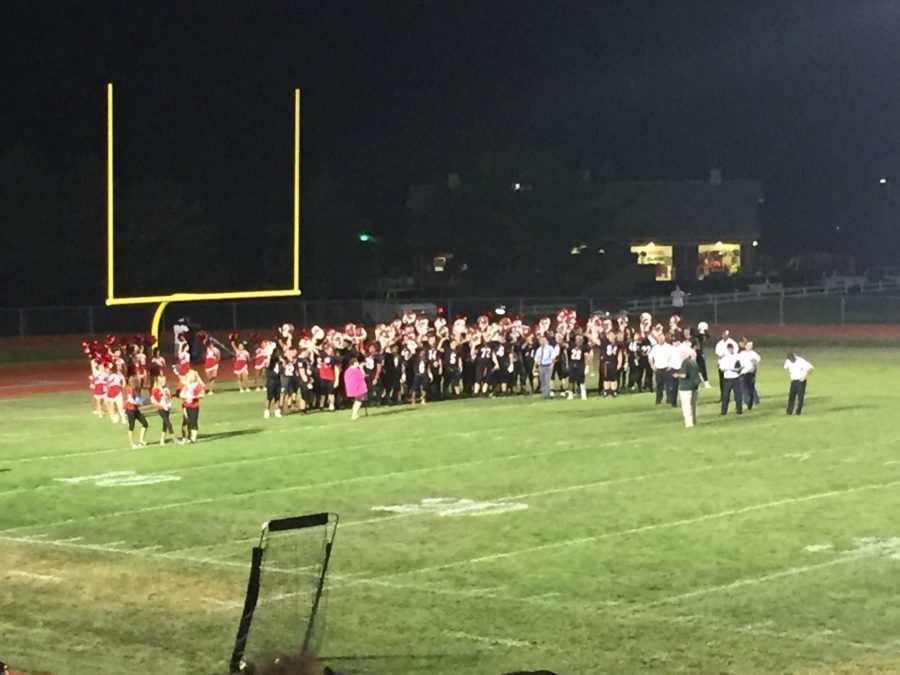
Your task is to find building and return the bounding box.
[599,170,763,281]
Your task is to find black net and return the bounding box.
[230,513,338,673]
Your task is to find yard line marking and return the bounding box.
[7,570,61,582]
[0,437,646,534]
[102,540,126,547]
[444,630,532,649]
[165,453,771,557]
[364,478,900,582]
[202,597,242,610]
[634,554,869,610]
[133,544,162,552]
[53,536,83,543]
[157,441,872,559]
[886,460,899,466]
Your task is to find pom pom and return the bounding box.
[227,331,239,342]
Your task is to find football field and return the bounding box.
[1,347,899,674]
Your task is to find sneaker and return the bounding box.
[264,409,271,419]
[137,441,146,447]
[328,404,335,411]
[131,443,139,449]
[178,438,190,445]
[160,440,166,446]
[704,381,711,389]
[274,409,282,418]
[256,387,262,392]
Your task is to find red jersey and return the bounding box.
[134,353,147,376]
[92,373,107,397]
[204,346,220,370]
[253,347,267,369]
[317,355,336,381]
[151,386,171,411]
[123,386,138,410]
[179,382,205,408]
[234,349,250,372]
[106,373,124,399]
[177,351,191,376]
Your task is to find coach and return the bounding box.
[534,333,555,399]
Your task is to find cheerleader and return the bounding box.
[106,366,126,423]
[178,369,205,443]
[132,340,148,398]
[123,383,148,448]
[231,339,251,393]
[150,375,176,445]
[91,363,108,417]
[203,337,221,394]
[253,340,268,391]
[176,335,191,378]
[149,347,167,381]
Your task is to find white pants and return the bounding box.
[679,389,698,428]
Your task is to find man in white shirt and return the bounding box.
[714,330,739,400]
[740,341,761,410]
[718,342,743,415]
[649,334,677,407]
[784,352,814,415]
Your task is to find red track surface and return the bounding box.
[2,323,900,398]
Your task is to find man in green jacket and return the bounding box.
[674,348,703,428]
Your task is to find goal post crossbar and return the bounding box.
[104,83,301,317]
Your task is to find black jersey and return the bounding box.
[444,346,462,370]
[477,344,493,361]
[363,352,383,375]
[600,340,618,362]
[568,344,588,370]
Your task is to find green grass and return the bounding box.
[2,347,900,674]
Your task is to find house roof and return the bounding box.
[600,179,763,244]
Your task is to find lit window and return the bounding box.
[630,243,673,281]
[698,242,741,278]
[433,256,447,272]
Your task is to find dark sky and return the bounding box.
[5,0,900,255]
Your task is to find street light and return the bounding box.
[879,177,888,185]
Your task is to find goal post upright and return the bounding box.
[103,83,302,340]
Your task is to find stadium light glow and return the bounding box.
[358,233,372,242]
[104,83,302,338]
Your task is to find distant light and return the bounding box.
[570,246,581,255]
[598,248,606,254]
[437,305,445,315]
[512,182,522,191]
[495,306,507,316]
[835,226,841,231]
[715,241,723,247]
[752,240,758,247]
[648,242,655,248]
[358,233,372,242]
[880,178,888,185]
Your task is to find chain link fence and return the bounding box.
[3,292,900,338]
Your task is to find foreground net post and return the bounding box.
[229,512,339,673]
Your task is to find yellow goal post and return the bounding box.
[104,83,302,339]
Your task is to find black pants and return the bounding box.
[185,406,200,430]
[721,378,742,414]
[655,370,676,406]
[126,408,148,431]
[641,357,653,391]
[718,368,725,400]
[741,372,758,409]
[787,380,807,415]
[697,354,708,382]
[158,410,174,434]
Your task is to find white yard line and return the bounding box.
[444,630,532,649]
[7,570,61,582]
[168,453,769,558]
[0,437,645,535]
[361,478,900,582]
[633,554,870,610]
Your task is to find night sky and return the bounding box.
[5,0,900,270]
